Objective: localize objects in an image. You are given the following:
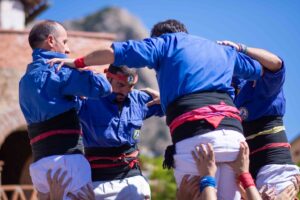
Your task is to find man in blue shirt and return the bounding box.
[79,64,163,199]
[48,19,263,199]
[19,20,111,199]
[219,40,300,197]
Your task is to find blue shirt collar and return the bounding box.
[32,48,67,60]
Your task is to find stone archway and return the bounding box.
[0,129,31,185]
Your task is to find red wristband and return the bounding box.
[74,57,86,68]
[239,172,255,189]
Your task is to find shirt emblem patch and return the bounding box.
[133,129,140,140]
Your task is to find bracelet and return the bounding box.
[74,57,86,68]
[239,172,255,189]
[238,43,248,54]
[199,176,216,193]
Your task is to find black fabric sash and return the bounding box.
[28,109,83,162]
[243,116,294,179]
[163,91,243,169]
[85,145,141,181]
[166,91,243,143]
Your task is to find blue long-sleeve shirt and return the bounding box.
[79,90,164,147]
[19,49,112,124]
[112,32,262,112]
[234,63,285,121]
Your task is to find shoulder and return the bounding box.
[129,90,152,103]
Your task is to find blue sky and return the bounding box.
[38,0,300,141]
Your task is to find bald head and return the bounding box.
[28,20,70,54]
[28,20,62,49]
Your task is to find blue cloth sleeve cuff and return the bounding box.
[112,42,124,66]
[253,59,263,80]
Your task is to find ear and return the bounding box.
[129,85,134,91]
[46,34,55,48]
[107,77,113,83]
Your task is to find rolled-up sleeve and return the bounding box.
[261,60,285,97]
[234,52,262,80]
[137,91,164,119]
[112,37,165,70]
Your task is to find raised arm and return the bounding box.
[228,142,262,200]
[218,40,282,72]
[140,88,161,107]
[138,89,164,118]
[84,41,115,66]
[48,37,165,70]
[47,41,114,69]
[60,68,112,99]
[245,47,282,72]
[192,143,217,200]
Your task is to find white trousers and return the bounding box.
[174,129,245,200]
[256,164,300,194]
[29,154,92,200]
[93,175,151,200]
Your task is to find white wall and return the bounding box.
[0,0,25,30]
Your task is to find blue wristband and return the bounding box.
[199,176,216,193]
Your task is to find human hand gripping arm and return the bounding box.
[218,40,282,72]
[140,87,161,106]
[139,87,164,118]
[228,141,262,200]
[191,143,217,200]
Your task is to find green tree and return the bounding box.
[140,155,177,200]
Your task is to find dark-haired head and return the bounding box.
[107,64,137,79]
[106,64,138,102]
[150,19,188,37]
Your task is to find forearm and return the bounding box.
[62,71,112,98]
[238,171,262,200]
[245,186,262,200]
[198,175,217,200]
[201,187,217,200]
[245,47,282,72]
[84,42,115,66]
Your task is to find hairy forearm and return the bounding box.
[245,186,262,200]
[246,47,282,72]
[200,187,217,200]
[84,42,115,66]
